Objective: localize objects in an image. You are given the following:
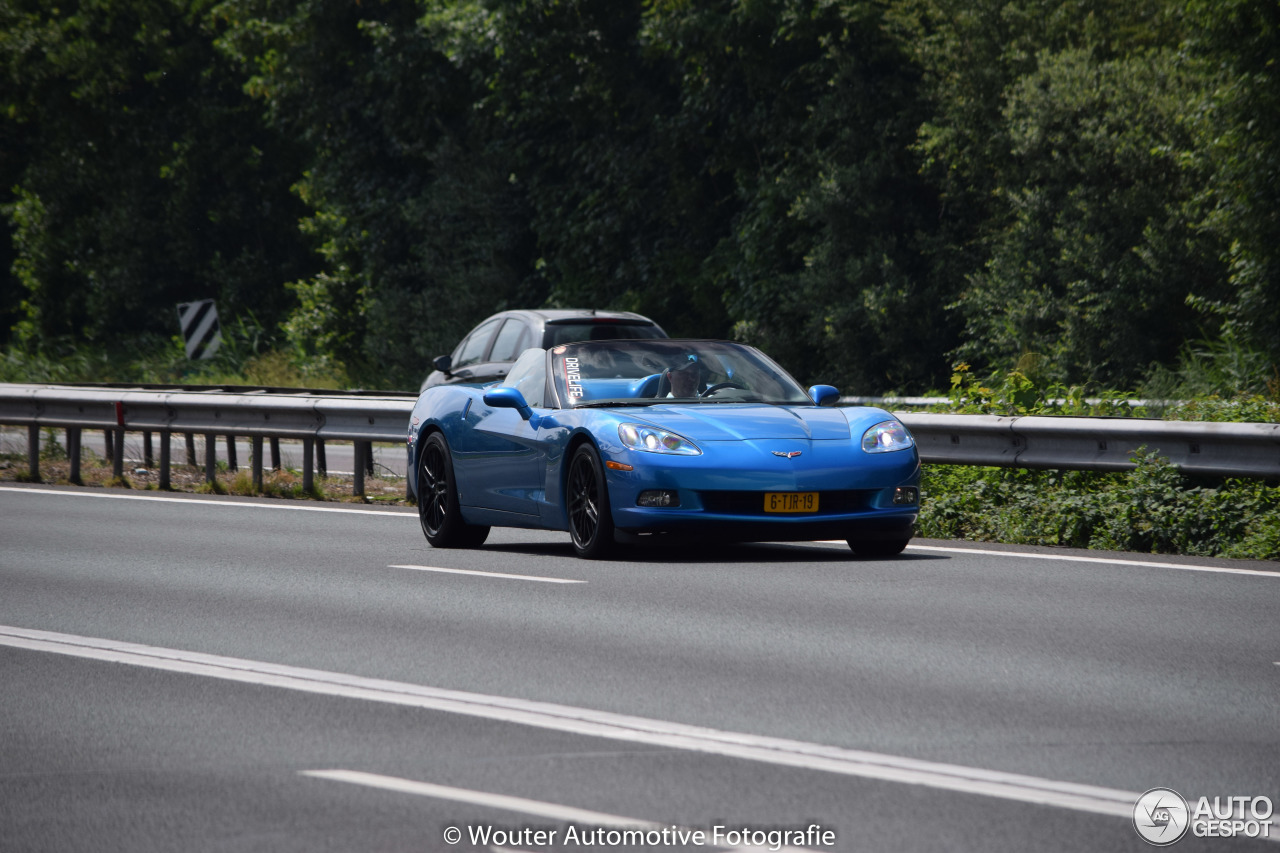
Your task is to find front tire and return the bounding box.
[566,443,617,559]
[418,432,490,548]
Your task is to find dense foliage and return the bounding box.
[913,357,1280,560]
[918,456,1280,560]
[2,0,1278,395]
[0,0,318,361]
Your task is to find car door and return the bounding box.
[450,346,547,517]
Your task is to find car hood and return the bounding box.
[625,404,852,441]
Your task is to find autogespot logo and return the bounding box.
[1134,788,1190,846]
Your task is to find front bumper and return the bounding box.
[603,438,920,542]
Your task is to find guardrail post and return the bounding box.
[302,437,314,493]
[225,434,238,471]
[26,424,40,482]
[353,441,366,497]
[159,429,171,490]
[103,429,113,465]
[111,401,125,481]
[251,436,263,493]
[67,427,81,484]
[112,429,124,480]
[317,439,327,478]
[270,437,281,470]
[185,433,197,466]
[204,433,216,484]
[143,431,154,468]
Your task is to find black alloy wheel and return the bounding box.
[418,432,490,548]
[566,443,616,559]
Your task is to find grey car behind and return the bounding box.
[421,309,668,391]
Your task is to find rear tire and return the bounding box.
[847,537,910,557]
[418,432,490,548]
[566,443,617,559]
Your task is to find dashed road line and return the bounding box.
[301,771,815,851]
[389,564,584,584]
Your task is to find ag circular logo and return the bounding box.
[1134,788,1190,846]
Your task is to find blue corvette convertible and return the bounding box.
[406,339,920,559]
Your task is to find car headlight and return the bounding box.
[618,423,702,456]
[861,420,914,453]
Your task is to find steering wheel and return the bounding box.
[652,368,672,398]
[700,381,747,398]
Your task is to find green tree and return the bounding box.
[221,0,947,391]
[644,0,946,390]
[1184,0,1280,369]
[218,0,540,387]
[1,0,315,355]
[956,47,1225,385]
[893,0,1232,388]
[448,0,719,333]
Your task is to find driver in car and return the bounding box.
[668,358,702,397]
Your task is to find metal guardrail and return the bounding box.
[55,380,419,398]
[844,395,1161,409]
[0,383,412,494]
[1,384,1277,491]
[843,395,950,408]
[898,413,1280,479]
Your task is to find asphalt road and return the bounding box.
[1,484,1277,852]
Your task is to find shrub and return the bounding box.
[917,453,1280,560]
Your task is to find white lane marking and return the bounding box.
[0,485,410,516]
[905,544,1280,579]
[814,539,1279,579]
[305,770,649,825]
[390,564,584,584]
[0,625,1137,820]
[301,771,812,852]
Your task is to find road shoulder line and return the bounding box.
[0,624,1136,821]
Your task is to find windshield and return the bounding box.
[550,340,812,408]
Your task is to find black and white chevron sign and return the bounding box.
[177,299,222,360]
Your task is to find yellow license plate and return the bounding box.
[764,492,819,513]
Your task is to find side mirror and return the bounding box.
[808,384,840,407]
[483,387,533,421]
[433,354,453,374]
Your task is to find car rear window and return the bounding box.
[542,323,666,348]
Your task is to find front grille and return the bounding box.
[697,490,877,516]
